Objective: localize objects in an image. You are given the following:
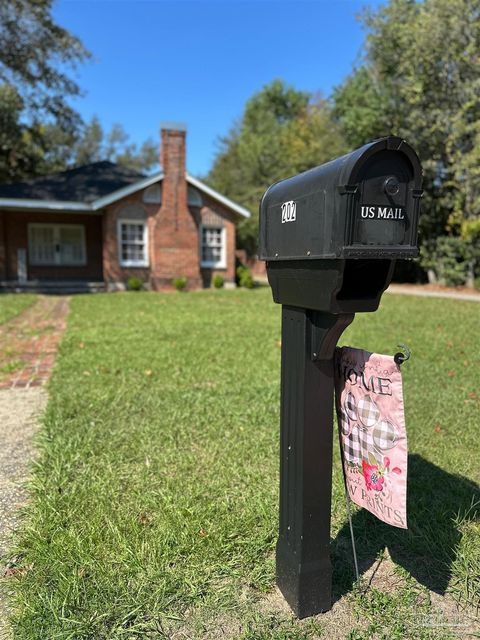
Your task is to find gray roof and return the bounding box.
[0,161,145,203]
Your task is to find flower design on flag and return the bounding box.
[357,395,380,428]
[362,460,385,491]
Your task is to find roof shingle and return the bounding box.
[0,161,145,203]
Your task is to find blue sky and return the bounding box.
[53,0,384,176]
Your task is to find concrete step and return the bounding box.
[0,281,106,294]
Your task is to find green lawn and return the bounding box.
[0,293,37,325]
[6,289,480,638]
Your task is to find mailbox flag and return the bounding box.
[334,347,408,529]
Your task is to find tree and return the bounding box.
[0,0,89,128]
[333,0,480,283]
[207,80,347,254]
[0,0,91,181]
[0,2,159,181]
[72,117,158,173]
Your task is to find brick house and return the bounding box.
[0,123,250,291]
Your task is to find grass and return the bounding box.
[5,288,480,638]
[0,293,37,325]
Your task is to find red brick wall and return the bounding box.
[102,188,238,290]
[102,197,157,289]
[197,193,237,287]
[0,210,103,281]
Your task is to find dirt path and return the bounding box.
[0,296,70,636]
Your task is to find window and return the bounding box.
[201,225,225,268]
[28,224,86,266]
[118,220,148,267]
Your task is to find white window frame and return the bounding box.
[117,219,149,268]
[28,223,87,267]
[200,224,226,269]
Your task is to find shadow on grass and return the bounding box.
[331,454,479,602]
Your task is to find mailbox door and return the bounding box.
[347,150,415,250]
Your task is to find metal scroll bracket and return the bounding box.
[394,343,411,366]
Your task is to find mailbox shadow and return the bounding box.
[331,454,479,601]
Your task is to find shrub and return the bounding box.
[236,265,255,289]
[420,236,476,287]
[126,276,143,291]
[173,277,187,291]
[212,274,224,289]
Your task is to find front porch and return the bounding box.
[0,210,104,288]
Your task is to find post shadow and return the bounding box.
[331,453,480,601]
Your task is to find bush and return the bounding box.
[173,277,187,291]
[236,265,255,289]
[126,276,143,291]
[420,236,477,287]
[212,274,224,289]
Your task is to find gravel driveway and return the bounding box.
[0,387,47,636]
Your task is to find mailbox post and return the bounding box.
[259,137,422,618]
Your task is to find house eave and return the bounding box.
[186,174,251,218]
[0,198,93,213]
[91,172,164,209]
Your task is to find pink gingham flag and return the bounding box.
[335,347,408,529]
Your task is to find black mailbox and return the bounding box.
[260,137,422,619]
[259,136,423,312]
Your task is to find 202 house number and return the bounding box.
[281,200,297,223]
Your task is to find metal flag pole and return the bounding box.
[344,486,359,581]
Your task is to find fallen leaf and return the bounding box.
[434,424,442,433]
[447,370,456,377]
[4,564,32,578]
[79,342,85,349]
[138,513,153,526]
[468,392,477,400]
[199,528,208,537]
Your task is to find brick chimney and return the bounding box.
[151,122,202,289]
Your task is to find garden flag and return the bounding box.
[334,347,408,529]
